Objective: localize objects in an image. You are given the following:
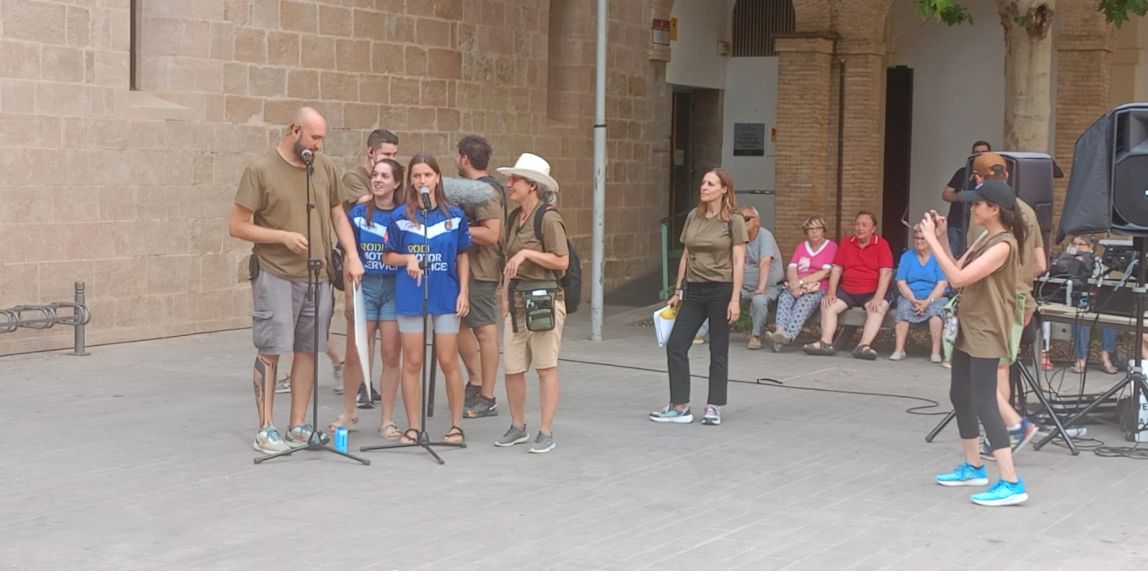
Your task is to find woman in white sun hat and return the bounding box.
[492,153,569,454]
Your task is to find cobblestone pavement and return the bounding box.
[3,307,1148,569]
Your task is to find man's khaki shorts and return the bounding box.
[503,298,566,374]
[252,271,333,355]
[463,279,500,329]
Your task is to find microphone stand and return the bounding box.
[361,192,465,464]
[256,151,370,465]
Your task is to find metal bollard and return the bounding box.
[68,281,90,356]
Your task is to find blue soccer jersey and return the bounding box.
[348,203,400,276]
[384,204,472,316]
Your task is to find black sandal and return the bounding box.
[852,345,878,360]
[400,428,420,444]
[442,425,466,445]
[803,340,837,356]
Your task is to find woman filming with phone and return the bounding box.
[919,180,1029,507]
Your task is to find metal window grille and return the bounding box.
[732,0,795,57]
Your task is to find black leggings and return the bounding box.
[950,348,1010,451]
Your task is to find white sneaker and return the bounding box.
[701,404,721,426]
[889,351,906,361]
[253,426,290,454]
[275,374,291,394]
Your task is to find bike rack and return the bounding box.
[1,282,93,355]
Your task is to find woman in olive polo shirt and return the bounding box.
[493,153,568,454]
[652,169,747,427]
[920,180,1029,507]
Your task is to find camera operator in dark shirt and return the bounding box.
[941,140,992,257]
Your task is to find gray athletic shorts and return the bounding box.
[397,313,461,335]
[462,279,500,328]
[251,271,333,355]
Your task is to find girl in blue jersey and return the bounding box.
[330,158,406,440]
[384,154,472,445]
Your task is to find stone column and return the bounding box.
[835,38,886,233]
[773,35,834,251]
[1053,2,1114,239]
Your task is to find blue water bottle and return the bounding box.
[335,427,348,453]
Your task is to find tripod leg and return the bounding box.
[321,445,371,465]
[253,444,301,464]
[421,443,445,465]
[1019,365,1078,454]
[925,410,958,442]
[1034,372,1133,450]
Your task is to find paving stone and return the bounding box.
[3,308,1148,568]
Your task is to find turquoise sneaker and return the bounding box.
[971,478,1028,507]
[285,424,314,448]
[935,462,988,487]
[649,405,693,424]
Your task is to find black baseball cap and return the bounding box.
[957,180,1016,209]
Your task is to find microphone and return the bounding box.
[419,185,432,211]
[442,177,496,208]
[300,149,314,165]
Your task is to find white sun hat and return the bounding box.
[496,153,560,193]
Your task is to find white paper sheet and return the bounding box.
[352,282,372,399]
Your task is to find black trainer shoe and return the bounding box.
[464,384,481,409]
[356,384,374,409]
[464,395,499,418]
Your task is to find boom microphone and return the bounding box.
[441,177,496,208]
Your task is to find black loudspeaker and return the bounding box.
[1111,106,1148,233]
[964,152,1058,247]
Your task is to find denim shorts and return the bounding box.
[361,274,396,322]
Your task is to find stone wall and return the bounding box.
[0,0,671,355]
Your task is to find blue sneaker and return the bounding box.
[934,462,988,487]
[1012,418,1039,453]
[649,405,693,424]
[982,417,1042,461]
[970,478,1028,507]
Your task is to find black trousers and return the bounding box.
[666,282,733,406]
[950,347,1011,451]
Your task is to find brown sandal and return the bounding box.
[400,428,420,444]
[327,413,359,434]
[442,425,465,445]
[378,421,401,441]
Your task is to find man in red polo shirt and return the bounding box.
[803,211,893,360]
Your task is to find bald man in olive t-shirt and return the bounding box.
[229,107,363,455]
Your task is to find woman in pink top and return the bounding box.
[768,217,837,350]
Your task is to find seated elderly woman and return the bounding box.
[890,225,948,363]
[768,217,837,351]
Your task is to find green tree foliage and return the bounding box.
[915,0,1147,27]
